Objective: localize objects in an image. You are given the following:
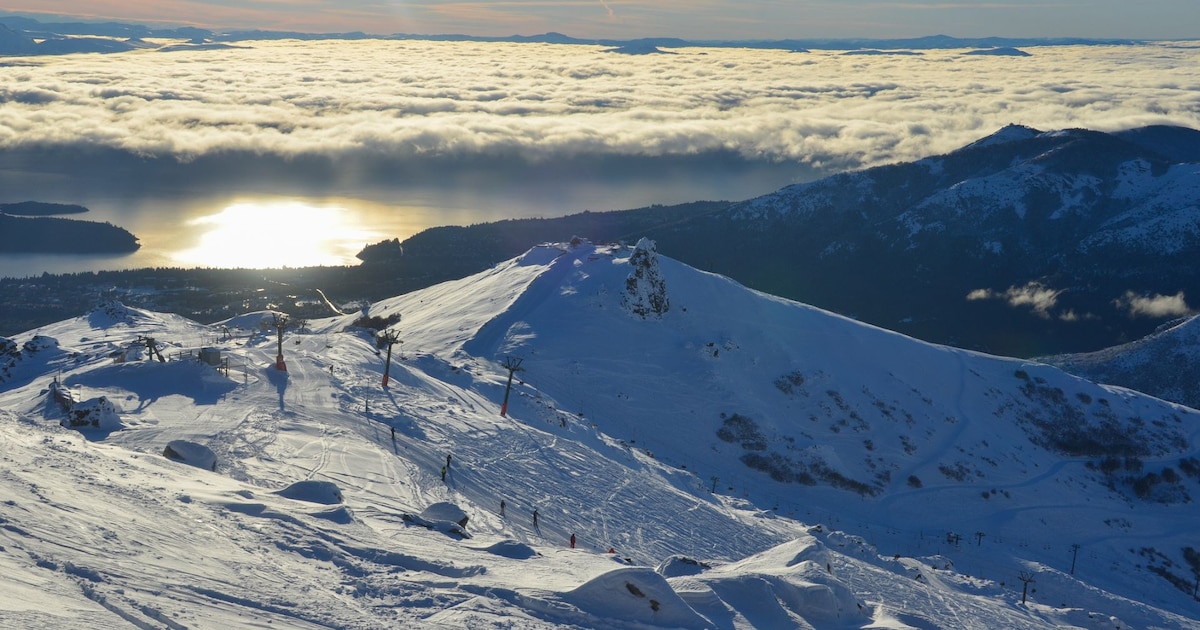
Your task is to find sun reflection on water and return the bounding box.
[173,200,383,268]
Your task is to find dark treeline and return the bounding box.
[394,200,730,281]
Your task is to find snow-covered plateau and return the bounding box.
[1,239,1198,628]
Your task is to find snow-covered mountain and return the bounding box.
[643,124,1200,357]
[1042,314,1200,411]
[1,240,1199,628]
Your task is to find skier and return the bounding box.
[441,465,447,482]
[532,508,539,528]
[390,427,395,440]
[570,533,576,549]
[500,500,506,517]
[446,453,452,468]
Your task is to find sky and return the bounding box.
[3,0,1200,40]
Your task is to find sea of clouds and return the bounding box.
[3,40,1199,166]
[0,38,1198,213]
[0,38,1198,276]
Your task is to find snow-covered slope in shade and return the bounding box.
[0,242,1198,628]
[1042,313,1200,410]
[1084,162,1200,254]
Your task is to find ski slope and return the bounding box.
[0,241,1197,628]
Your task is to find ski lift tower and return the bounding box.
[379,327,402,388]
[136,335,165,362]
[271,313,290,371]
[500,356,524,417]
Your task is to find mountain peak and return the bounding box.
[963,123,1042,150]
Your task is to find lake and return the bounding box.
[0,160,804,279]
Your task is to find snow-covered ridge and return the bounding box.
[0,242,1198,628]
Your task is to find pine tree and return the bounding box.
[622,238,669,319]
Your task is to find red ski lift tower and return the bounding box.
[500,356,524,417]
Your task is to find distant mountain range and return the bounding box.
[0,14,1146,57]
[0,21,160,55]
[647,124,1200,357]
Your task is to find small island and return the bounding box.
[964,47,1031,57]
[603,42,674,55]
[0,212,140,254]
[842,49,924,56]
[0,201,89,216]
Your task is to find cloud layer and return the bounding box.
[1,40,1199,183]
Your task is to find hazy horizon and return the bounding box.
[2,2,1198,41]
